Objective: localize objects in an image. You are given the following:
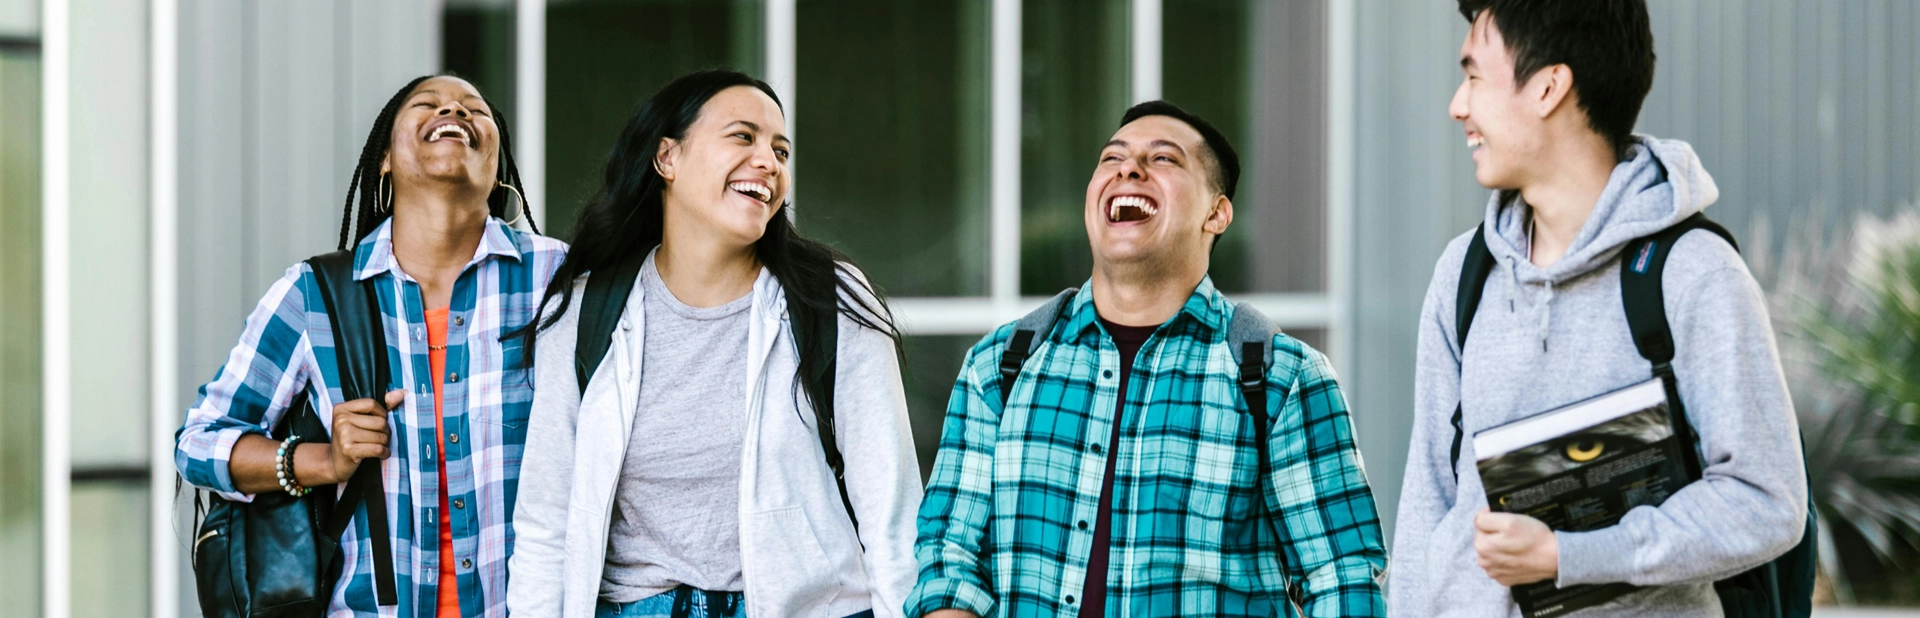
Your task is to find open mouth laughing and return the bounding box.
[424,118,477,148]
[1107,194,1159,224]
[728,180,774,205]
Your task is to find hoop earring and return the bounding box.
[498,182,528,227]
[376,173,393,213]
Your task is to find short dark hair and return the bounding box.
[1457,0,1655,161]
[1119,101,1240,201]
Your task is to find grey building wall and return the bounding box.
[1342,0,1920,544]
[172,2,437,614]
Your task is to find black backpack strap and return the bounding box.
[1618,212,1737,480]
[575,253,646,389]
[1229,302,1305,614]
[306,250,398,607]
[998,288,1079,405]
[789,286,856,532]
[1449,225,1498,482]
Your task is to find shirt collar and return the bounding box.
[352,216,526,282]
[1061,275,1230,338]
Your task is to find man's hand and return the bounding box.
[1474,507,1559,587]
[326,389,405,484]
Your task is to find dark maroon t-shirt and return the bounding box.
[1080,318,1157,618]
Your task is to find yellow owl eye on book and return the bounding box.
[1475,378,1693,618]
[1564,439,1605,462]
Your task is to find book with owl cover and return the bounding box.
[1473,378,1693,618]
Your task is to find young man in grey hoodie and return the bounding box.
[1388,1,1808,616]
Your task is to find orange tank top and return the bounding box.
[425,308,459,617]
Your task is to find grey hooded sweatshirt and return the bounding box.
[1388,136,1807,617]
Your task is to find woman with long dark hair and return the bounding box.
[176,75,567,617]
[507,70,921,618]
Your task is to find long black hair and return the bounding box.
[337,74,538,251]
[531,69,901,411]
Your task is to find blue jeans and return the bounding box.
[594,584,875,618]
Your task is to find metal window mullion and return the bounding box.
[42,0,73,615]
[990,0,1020,309]
[766,0,796,210]
[1326,0,1356,380]
[1130,0,1161,103]
[149,0,180,615]
[516,0,546,229]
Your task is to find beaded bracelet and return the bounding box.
[276,434,310,497]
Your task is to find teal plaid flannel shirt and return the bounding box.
[909,279,1386,617]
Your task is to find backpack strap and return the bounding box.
[1229,302,1306,614]
[998,288,1079,405]
[575,253,647,389]
[1449,225,1498,482]
[306,250,398,607]
[789,287,855,533]
[1618,212,1737,480]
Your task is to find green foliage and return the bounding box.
[1771,207,1920,598]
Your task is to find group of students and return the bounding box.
[175,1,1810,617]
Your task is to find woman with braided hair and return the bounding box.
[176,75,567,617]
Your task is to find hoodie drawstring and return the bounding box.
[1503,259,1555,352]
[1539,280,1554,352]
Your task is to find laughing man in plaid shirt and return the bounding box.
[909,102,1387,618]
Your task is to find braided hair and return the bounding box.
[336,75,539,251]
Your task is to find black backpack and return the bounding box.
[998,289,1306,615]
[191,250,398,617]
[573,254,857,530]
[1449,213,1816,617]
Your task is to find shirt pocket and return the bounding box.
[476,340,534,432]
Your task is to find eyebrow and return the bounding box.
[1104,138,1189,156]
[728,120,792,147]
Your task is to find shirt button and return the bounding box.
[453,499,465,509]
[412,327,423,341]
[453,316,465,327]
[1091,443,1104,455]
[1102,370,1113,379]
[1065,595,1076,605]
[461,558,472,570]
[449,372,460,383]
[1076,520,1088,530]
[449,433,460,444]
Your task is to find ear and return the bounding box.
[1533,64,1576,119]
[380,152,392,176]
[1203,194,1233,236]
[654,137,679,181]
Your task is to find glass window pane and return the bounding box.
[71,481,149,617]
[902,335,978,479]
[1164,0,1327,294]
[795,0,990,298]
[442,0,518,108]
[69,0,151,469]
[0,47,43,617]
[544,0,765,238]
[1019,0,1130,296]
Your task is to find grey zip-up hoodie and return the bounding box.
[1388,136,1807,617]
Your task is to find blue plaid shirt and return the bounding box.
[909,279,1386,617]
[176,218,566,617]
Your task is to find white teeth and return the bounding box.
[430,124,470,144]
[1107,195,1158,220]
[1467,136,1484,149]
[728,181,771,203]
